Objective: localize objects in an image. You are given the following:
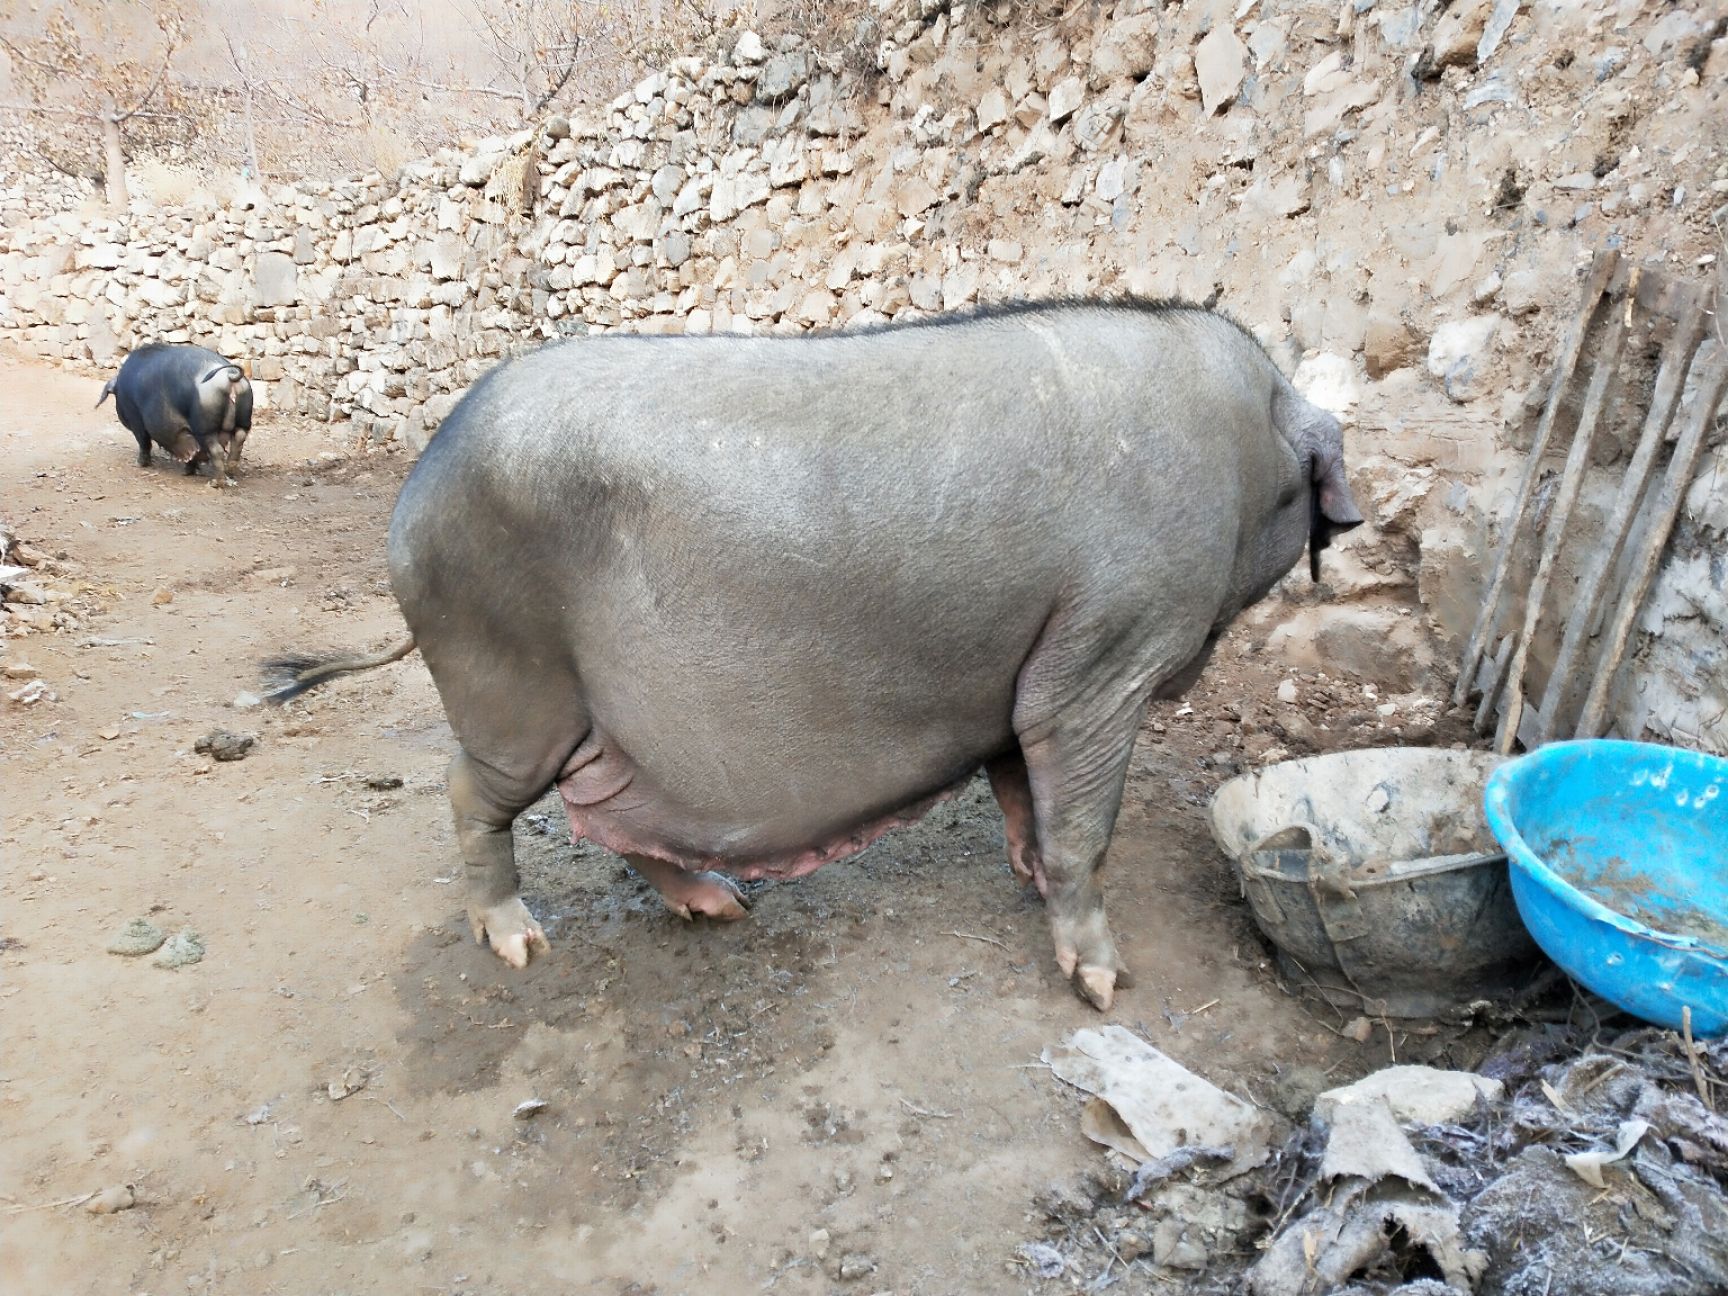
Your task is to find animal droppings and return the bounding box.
[107,918,166,957]
[153,930,205,969]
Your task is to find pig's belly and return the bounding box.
[553,725,981,879]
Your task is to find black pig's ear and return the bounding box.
[1309,454,1363,582]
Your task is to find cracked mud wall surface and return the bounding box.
[3,0,1725,747]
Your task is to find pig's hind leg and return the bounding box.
[1017,705,1143,1013]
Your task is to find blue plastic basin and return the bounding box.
[1484,739,1728,1036]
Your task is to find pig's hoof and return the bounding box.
[1072,963,1134,1012]
[659,869,751,922]
[468,898,550,968]
[1052,916,1131,1011]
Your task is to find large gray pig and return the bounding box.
[266,300,1363,1010]
[97,344,253,487]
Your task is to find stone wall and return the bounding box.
[2,0,1725,749]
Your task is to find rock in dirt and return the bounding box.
[836,1252,876,1281]
[1427,315,1501,402]
[2,580,50,605]
[327,1069,369,1101]
[107,918,167,957]
[513,1098,549,1120]
[8,679,49,705]
[84,1184,137,1215]
[153,930,205,969]
[194,730,256,762]
[1151,1215,1209,1269]
[1315,1065,1504,1127]
[1018,1241,1065,1278]
[1194,25,1247,115]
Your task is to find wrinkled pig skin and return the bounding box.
[97,343,253,487]
[377,300,1362,1009]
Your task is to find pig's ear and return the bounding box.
[1308,453,1363,582]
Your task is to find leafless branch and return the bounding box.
[0,101,192,124]
[0,35,63,77]
[112,39,180,123]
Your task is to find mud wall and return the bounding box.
[1,0,1725,749]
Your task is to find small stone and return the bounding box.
[809,1228,831,1259]
[84,1184,136,1215]
[108,917,167,957]
[99,725,120,741]
[194,730,256,762]
[1364,310,1422,379]
[837,1253,876,1281]
[513,1099,549,1120]
[1194,25,1248,115]
[151,586,174,605]
[1501,269,1542,316]
[1047,77,1084,123]
[3,581,49,605]
[1427,315,1502,402]
[1429,0,1491,70]
[154,930,205,969]
[1293,353,1359,424]
[1277,679,1300,705]
[231,691,263,710]
[1090,13,1159,86]
[1151,1217,1208,1270]
[976,88,1009,133]
[733,30,766,65]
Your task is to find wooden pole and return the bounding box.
[1452,251,1619,706]
[1576,351,1728,738]
[1493,308,1628,752]
[1537,291,1705,744]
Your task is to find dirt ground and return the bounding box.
[2,350,1453,1294]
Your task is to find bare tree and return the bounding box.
[0,0,196,207]
[458,0,585,117]
[221,33,261,181]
